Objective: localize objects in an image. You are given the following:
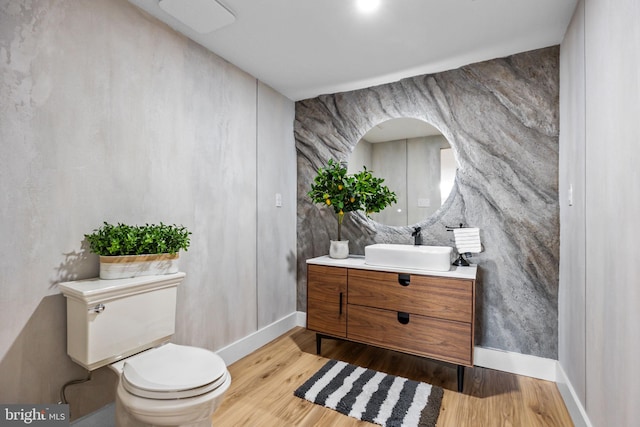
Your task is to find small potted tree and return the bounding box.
[85,222,191,279]
[308,159,397,258]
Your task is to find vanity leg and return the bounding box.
[316,333,322,355]
[457,365,464,392]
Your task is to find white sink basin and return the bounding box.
[364,244,453,272]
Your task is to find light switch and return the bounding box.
[275,193,282,207]
[568,184,573,206]
[417,198,431,208]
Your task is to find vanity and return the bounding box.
[306,255,477,392]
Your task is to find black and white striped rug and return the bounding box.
[294,360,443,427]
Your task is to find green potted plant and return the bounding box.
[308,159,397,258]
[85,222,191,279]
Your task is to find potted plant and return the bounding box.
[85,222,191,279]
[308,159,397,258]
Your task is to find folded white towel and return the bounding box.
[452,229,478,238]
[453,227,481,253]
[456,246,481,253]
[453,236,479,243]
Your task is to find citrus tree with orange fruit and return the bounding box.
[308,159,397,241]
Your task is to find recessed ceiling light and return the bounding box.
[356,0,381,14]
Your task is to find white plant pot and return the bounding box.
[329,240,349,259]
[99,254,179,280]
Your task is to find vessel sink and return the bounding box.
[364,244,453,272]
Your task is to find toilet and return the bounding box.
[59,272,231,427]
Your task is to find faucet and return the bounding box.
[412,227,422,245]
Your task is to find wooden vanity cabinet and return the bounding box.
[306,263,476,392]
[306,265,347,339]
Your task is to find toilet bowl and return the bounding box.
[58,273,231,427]
[110,343,231,427]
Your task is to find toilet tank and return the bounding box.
[58,272,185,371]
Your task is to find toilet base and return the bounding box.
[114,371,230,427]
[115,399,213,427]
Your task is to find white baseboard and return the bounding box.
[218,313,557,381]
[556,363,592,427]
[473,347,592,426]
[215,311,305,365]
[296,311,307,327]
[216,312,590,427]
[473,346,558,381]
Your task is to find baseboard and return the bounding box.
[474,347,593,426]
[219,314,557,383]
[296,311,307,326]
[215,311,305,365]
[282,315,559,382]
[218,312,590,426]
[473,346,558,381]
[555,363,592,427]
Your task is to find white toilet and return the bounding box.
[59,272,231,427]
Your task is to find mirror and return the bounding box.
[347,118,457,226]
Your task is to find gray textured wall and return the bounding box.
[296,47,559,358]
[0,0,296,419]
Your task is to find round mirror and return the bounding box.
[347,118,457,226]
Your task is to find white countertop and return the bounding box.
[307,255,477,280]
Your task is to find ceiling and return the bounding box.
[128,0,578,101]
[363,118,442,143]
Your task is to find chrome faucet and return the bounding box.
[412,227,422,245]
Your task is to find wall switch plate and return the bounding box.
[417,198,431,207]
[275,193,282,207]
[568,184,573,206]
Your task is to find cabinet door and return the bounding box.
[307,265,347,338]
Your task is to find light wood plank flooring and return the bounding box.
[211,327,573,426]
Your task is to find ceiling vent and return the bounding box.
[158,0,235,34]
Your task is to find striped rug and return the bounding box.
[294,360,443,427]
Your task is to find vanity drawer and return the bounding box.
[307,265,347,338]
[348,269,473,323]
[347,305,472,366]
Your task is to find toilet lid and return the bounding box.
[122,343,228,399]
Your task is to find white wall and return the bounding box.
[372,139,407,226]
[406,135,449,224]
[352,136,449,226]
[0,0,296,419]
[559,0,587,406]
[257,82,297,329]
[559,0,640,425]
[348,138,372,174]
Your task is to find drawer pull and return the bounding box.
[397,312,410,324]
[398,273,410,286]
[339,292,343,315]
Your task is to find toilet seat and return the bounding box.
[121,343,228,400]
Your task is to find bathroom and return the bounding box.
[0,0,637,426]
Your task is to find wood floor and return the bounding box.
[211,327,573,427]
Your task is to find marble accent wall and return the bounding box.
[296,47,559,358]
[0,0,296,419]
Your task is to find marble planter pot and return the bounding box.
[329,240,349,259]
[99,253,179,279]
